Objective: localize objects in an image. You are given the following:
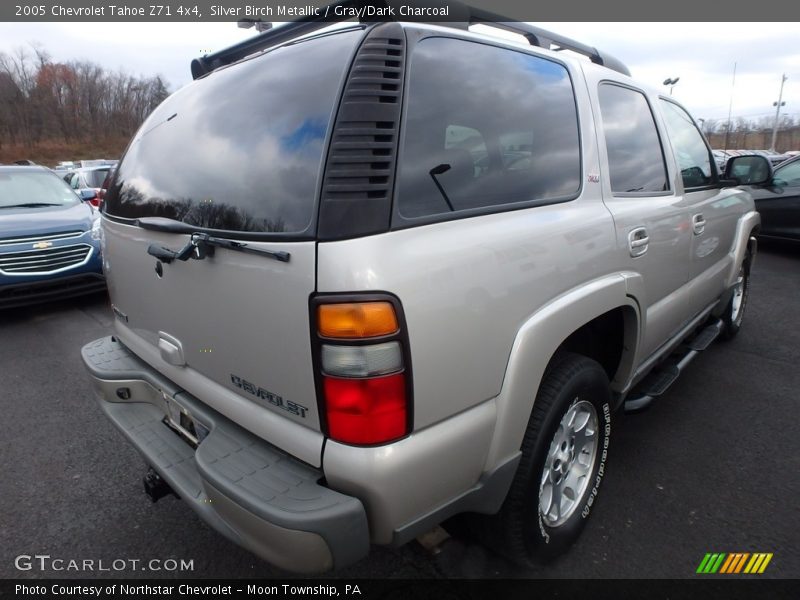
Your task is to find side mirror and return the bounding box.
[79,189,97,201]
[724,155,773,186]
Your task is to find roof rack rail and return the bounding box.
[465,9,630,76]
[190,0,630,80]
[190,0,372,79]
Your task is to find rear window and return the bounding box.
[105,29,361,235]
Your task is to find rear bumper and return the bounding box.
[81,336,369,573]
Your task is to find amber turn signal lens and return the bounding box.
[318,302,399,339]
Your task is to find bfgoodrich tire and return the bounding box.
[488,352,612,566]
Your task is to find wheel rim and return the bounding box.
[731,265,746,324]
[539,398,599,528]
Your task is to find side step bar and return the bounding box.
[624,319,723,413]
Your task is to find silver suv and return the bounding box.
[82,7,759,572]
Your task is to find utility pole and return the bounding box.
[723,62,736,151]
[770,74,788,152]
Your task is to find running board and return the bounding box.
[624,319,723,413]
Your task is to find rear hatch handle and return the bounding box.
[139,218,290,264]
[147,242,196,263]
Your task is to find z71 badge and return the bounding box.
[230,374,308,418]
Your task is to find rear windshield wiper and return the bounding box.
[0,203,62,208]
[146,230,290,264]
[193,233,290,262]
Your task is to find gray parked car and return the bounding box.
[82,4,759,573]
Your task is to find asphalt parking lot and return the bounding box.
[1,243,798,580]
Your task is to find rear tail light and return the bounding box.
[318,302,398,338]
[313,297,411,446]
[321,342,402,378]
[323,374,406,445]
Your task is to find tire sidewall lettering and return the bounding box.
[579,402,610,521]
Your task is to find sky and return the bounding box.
[0,21,798,127]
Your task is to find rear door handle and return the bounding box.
[692,214,706,235]
[628,227,649,257]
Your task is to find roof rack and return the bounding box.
[190,0,630,80]
[190,0,370,79]
[465,10,630,76]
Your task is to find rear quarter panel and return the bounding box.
[317,198,617,432]
[317,53,618,434]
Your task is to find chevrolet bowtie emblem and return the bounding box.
[32,241,53,249]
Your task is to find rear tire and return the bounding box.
[486,352,612,566]
[721,250,751,340]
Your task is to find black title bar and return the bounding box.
[4,578,800,600]
[3,0,800,21]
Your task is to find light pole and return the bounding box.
[770,74,788,152]
[663,77,680,96]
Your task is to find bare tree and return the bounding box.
[0,43,171,153]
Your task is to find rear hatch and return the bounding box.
[101,28,363,466]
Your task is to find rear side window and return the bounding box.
[396,38,580,220]
[85,169,108,188]
[104,30,360,235]
[598,84,668,194]
[659,99,715,189]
